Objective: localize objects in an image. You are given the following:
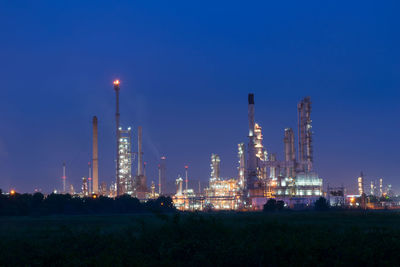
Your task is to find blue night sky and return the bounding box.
[0,1,399,194]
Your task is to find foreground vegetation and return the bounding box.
[0,192,175,215]
[1,211,400,266]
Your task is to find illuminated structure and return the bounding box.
[109,182,117,197]
[69,184,74,195]
[82,177,88,196]
[114,79,121,196]
[210,154,220,180]
[172,94,323,211]
[176,175,183,196]
[370,181,375,196]
[149,181,159,199]
[246,94,259,195]
[173,173,199,210]
[284,128,296,178]
[205,178,239,210]
[254,123,268,180]
[297,97,313,173]
[118,127,133,195]
[100,181,107,196]
[327,185,345,206]
[358,172,364,195]
[379,178,383,196]
[237,143,246,190]
[254,123,266,161]
[205,154,240,210]
[92,116,99,194]
[245,94,322,209]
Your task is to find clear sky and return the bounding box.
[0,1,399,194]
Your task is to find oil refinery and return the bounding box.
[173,93,323,210]
[53,81,398,211]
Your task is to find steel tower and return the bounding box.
[114,79,121,196]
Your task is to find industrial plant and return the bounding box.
[173,93,323,210]
[52,81,398,211]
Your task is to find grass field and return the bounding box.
[1,211,400,266]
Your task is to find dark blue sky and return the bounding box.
[1,1,399,194]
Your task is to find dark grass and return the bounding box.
[1,211,400,266]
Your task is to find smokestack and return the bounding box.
[185,165,188,191]
[246,93,257,191]
[158,164,161,194]
[248,93,255,105]
[92,116,99,194]
[137,126,143,176]
[114,80,121,196]
[159,156,166,194]
[62,162,66,194]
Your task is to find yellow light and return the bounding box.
[350,197,354,202]
[10,190,15,195]
[113,80,120,85]
[92,194,97,199]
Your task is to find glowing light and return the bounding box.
[113,80,120,85]
[92,194,97,199]
[10,190,15,195]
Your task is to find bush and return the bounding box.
[315,197,329,211]
[263,199,277,212]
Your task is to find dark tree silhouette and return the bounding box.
[263,199,277,212]
[315,197,329,211]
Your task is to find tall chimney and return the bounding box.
[158,164,161,194]
[159,156,166,194]
[114,80,121,196]
[185,165,188,191]
[137,126,143,176]
[62,162,66,194]
[92,116,99,194]
[246,93,257,191]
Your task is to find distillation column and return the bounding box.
[284,128,296,178]
[238,143,246,190]
[297,97,313,173]
[210,154,221,180]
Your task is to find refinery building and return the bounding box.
[173,93,323,210]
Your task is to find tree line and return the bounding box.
[0,190,175,216]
